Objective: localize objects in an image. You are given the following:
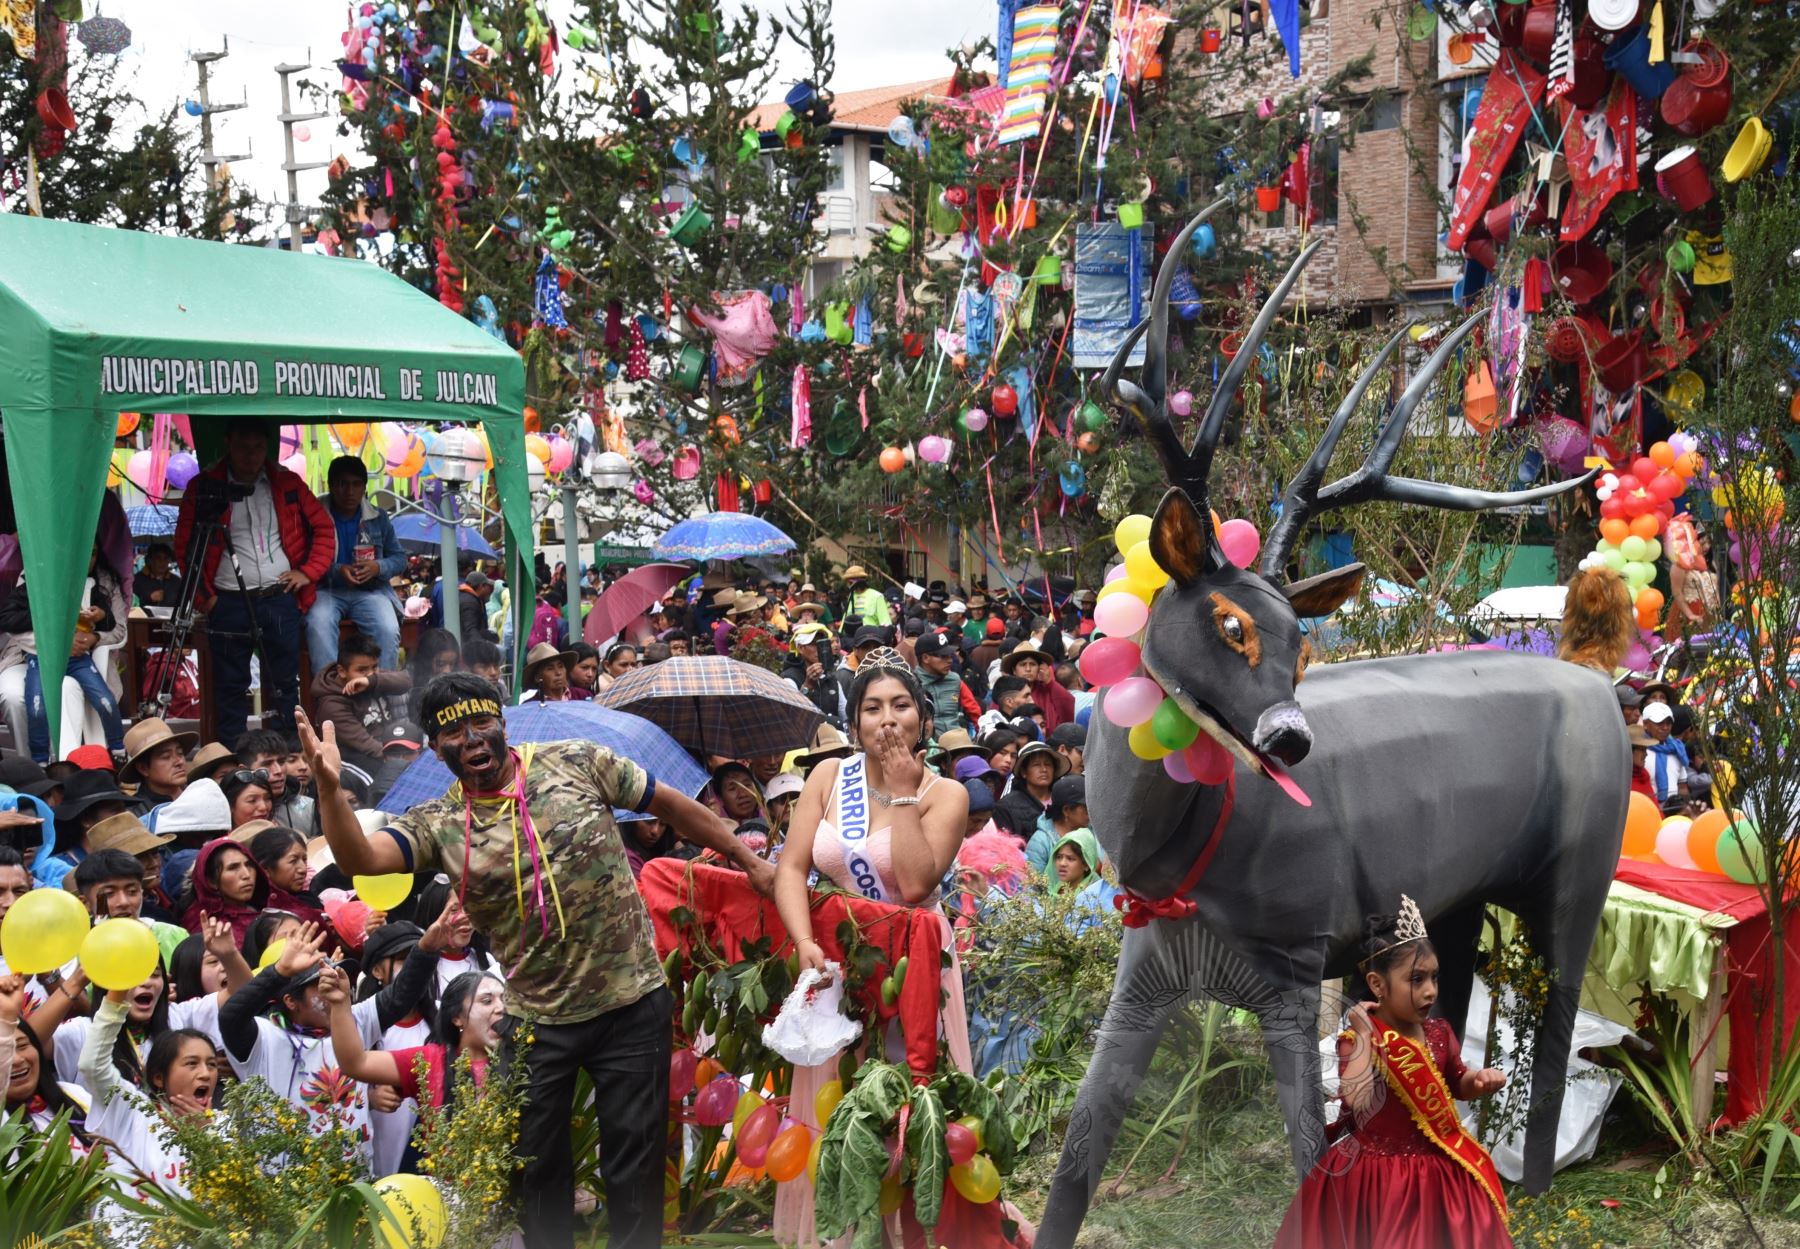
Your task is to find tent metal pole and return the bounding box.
[563,482,582,643]
[440,483,462,654]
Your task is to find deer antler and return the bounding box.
[1101,200,1229,503]
[1258,312,1600,579]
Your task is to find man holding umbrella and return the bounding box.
[298,676,773,1249]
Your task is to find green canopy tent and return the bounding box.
[0,214,536,754]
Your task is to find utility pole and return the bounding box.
[190,40,250,203]
[275,59,330,253]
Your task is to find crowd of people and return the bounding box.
[0,424,1136,1247]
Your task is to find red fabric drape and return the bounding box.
[638,859,947,1077]
[1613,859,1800,1123]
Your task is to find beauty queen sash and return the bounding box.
[1375,1027,1508,1219]
[832,753,893,903]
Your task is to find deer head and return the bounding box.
[1104,204,1595,783]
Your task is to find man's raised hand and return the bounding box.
[294,710,342,793]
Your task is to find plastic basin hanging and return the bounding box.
[669,204,713,248]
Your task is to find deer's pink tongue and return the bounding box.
[1258,754,1312,807]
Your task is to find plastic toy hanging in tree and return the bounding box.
[991,383,1019,416]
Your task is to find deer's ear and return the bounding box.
[1149,488,1217,587]
[1282,563,1366,618]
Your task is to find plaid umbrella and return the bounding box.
[126,503,179,537]
[650,512,796,561]
[375,700,709,821]
[597,655,824,759]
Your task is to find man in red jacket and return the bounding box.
[174,417,334,746]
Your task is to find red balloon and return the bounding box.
[695,1076,740,1127]
[1182,734,1233,785]
[946,1122,979,1166]
[1623,491,1653,517]
[738,1103,782,1168]
[1631,457,1659,484]
[1599,495,1626,519]
[1614,474,1640,495]
[1649,472,1684,500]
[669,1050,698,1102]
[991,384,1019,416]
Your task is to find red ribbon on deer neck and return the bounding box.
[1113,770,1235,928]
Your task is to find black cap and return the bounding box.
[1614,684,1642,709]
[1048,722,1087,749]
[1050,775,1087,809]
[0,756,50,792]
[851,627,887,650]
[914,630,955,659]
[361,920,424,969]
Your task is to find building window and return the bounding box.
[1314,136,1340,227]
[822,145,847,194]
[1363,95,1404,132]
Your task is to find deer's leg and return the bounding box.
[1037,924,1192,1249]
[1257,978,1327,1178]
[1515,875,1609,1194]
[1428,901,1486,1045]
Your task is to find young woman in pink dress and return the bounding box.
[771,648,980,1248]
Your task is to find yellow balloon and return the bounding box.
[80,919,161,992]
[373,1173,446,1249]
[256,938,288,974]
[1095,580,1144,603]
[879,1175,906,1216]
[1114,514,1153,557]
[1,888,91,976]
[949,1153,1002,1204]
[813,1078,844,1126]
[806,1134,823,1184]
[354,874,414,913]
[525,433,553,465]
[1124,541,1170,589]
[1128,720,1172,761]
[733,1088,766,1137]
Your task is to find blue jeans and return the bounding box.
[305,588,400,671]
[25,653,125,762]
[208,593,302,747]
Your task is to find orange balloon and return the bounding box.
[1637,587,1665,614]
[116,412,141,438]
[523,405,541,434]
[1599,517,1631,546]
[333,421,369,450]
[694,1057,724,1092]
[879,447,906,473]
[1622,792,1660,859]
[1688,809,1731,874]
[1649,441,1675,469]
[765,1125,811,1183]
[1629,513,1662,541]
[1675,452,1702,478]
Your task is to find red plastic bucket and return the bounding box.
[1200,28,1222,52]
[1594,331,1649,392]
[1256,186,1282,213]
[1553,241,1613,304]
[1654,146,1714,212]
[1660,75,1732,138]
[1522,1,1558,62]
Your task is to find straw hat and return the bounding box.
[927,728,990,767]
[119,717,199,782]
[188,741,239,781]
[843,565,870,581]
[522,642,578,684]
[729,593,768,617]
[796,723,854,770]
[1015,741,1071,782]
[87,811,174,857]
[228,818,282,846]
[999,644,1054,675]
[711,588,738,609]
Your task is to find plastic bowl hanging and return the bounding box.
[672,445,702,480]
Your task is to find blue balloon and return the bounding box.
[1075,704,1093,729]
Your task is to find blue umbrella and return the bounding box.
[127,504,179,538]
[376,700,708,821]
[651,511,795,561]
[391,511,499,558]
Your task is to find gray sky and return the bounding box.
[101,0,997,211]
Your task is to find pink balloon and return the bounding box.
[694,1076,739,1127]
[1655,818,1696,870]
[1182,735,1233,785]
[1078,636,1141,687]
[280,424,303,457]
[945,1122,979,1166]
[1218,518,1261,570]
[669,1050,698,1102]
[918,435,953,464]
[1104,563,1128,584]
[124,449,159,492]
[280,452,307,477]
[1169,390,1194,417]
[1102,676,1163,728]
[1093,592,1149,638]
[1162,751,1195,783]
[547,435,575,474]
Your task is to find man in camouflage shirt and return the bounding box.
[300,675,773,1249]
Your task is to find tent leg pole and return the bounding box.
[563,483,582,643]
[441,484,463,655]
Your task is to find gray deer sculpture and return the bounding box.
[1035,203,1628,1248]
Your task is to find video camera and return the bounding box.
[187,474,253,523]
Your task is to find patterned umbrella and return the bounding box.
[597,655,824,759]
[126,503,179,537]
[375,700,709,821]
[78,17,133,56]
[650,511,795,561]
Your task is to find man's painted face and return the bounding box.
[436,714,510,790]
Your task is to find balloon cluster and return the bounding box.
[1620,792,1770,885]
[1579,435,1704,631]
[1076,510,1260,778]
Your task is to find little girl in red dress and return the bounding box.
[1276,897,1514,1249]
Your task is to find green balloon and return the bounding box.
[1716,820,1764,884]
[1644,538,1663,563]
[1620,535,1649,562]
[1596,538,1619,553]
[1151,698,1201,751]
[1601,548,1627,572]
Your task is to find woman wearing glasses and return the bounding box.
[220,768,275,829]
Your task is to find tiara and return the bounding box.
[1364,894,1429,964]
[860,646,913,674]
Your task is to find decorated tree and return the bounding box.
[1,12,256,235]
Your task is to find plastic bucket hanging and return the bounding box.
[1059,461,1087,497]
[1034,254,1063,285]
[823,418,859,458]
[1654,147,1713,212]
[1118,202,1145,229]
[1552,241,1613,304]
[1604,27,1676,100]
[1521,2,1556,61]
[1722,116,1772,183]
[672,344,707,393]
[1200,27,1222,52]
[669,204,712,248]
[1255,186,1282,213]
[1661,76,1732,138]
[671,445,702,480]
[1594,331,1649,392]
